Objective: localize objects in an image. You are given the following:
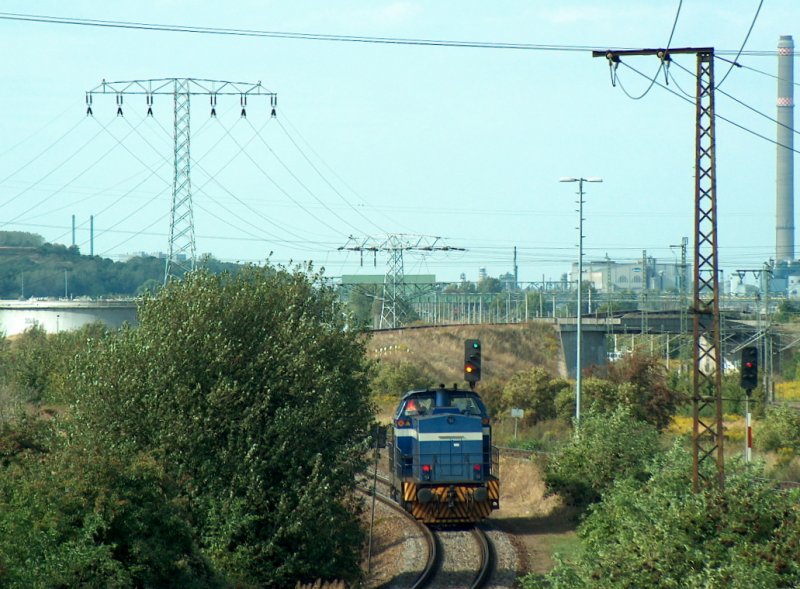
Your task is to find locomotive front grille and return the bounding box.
[402,480,498,524]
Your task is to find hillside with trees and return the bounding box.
[0,231,240,298]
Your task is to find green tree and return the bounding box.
[592,353,688,431]
[543,406,660,509]
[502,368,570,424]
[4,324,50,400]
[526,447,800,588]
[758,403,800,453]
[372,359,427,401]
[345,284,382,328]
[477,276,503,294]
[774,299,800,323]
[66,265,373,587]
[0,443,218,589]
[443,281,476,294]
[0,322,108,405]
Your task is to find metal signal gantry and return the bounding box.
[339,234,465,329]
[86,78,277,283]
[593,47,724,491]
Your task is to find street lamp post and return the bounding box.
[560,176,603,422]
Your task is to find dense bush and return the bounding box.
[0,264,374,588]
[543,406,661,509]
[758,403,800,453]
[525,447,800,588]
[65,265,373,587]
[588,354,688,430]
[0,445,218,588]
[501,367,570,424]
[0,323,108,405]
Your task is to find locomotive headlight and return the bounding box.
[473,464,482,480]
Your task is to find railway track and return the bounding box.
[357,481,437,588]
[361,472,495,588]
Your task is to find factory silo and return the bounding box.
[777,35,795,263]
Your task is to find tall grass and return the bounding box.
[776,381,800,401]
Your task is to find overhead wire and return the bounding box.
[0,12,620,52]
[96,201,172,255]
[0,8,788,274]
[613,0,683,100]
[724,58,800,88]
[201,116,335,241]
[221,120,353,236]
[275,117,388,234]
[245,118,367,234]
[670,59,800,138]
[665,67,695,99]
[277,110,414,232]
[77,96,363,254]
[0,117,98,209]
[191,199,328,254]
[0,105,79,160]
[0,11,795,56]
[75,113,174,242]
[0,117,148,229]
[135,105,328,245]
[618,60,800,156]
[715,0,764,89]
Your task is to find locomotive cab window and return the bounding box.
[401,395,433,416]
[450,392,487,417]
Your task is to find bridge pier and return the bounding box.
[557,320,610,379]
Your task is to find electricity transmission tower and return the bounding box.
[595,47,724,491]
[339,235,465,329]
[86,78,277,283]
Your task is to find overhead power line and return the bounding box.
[617,60,800,156]
[0,12,796,55]
[715,0,764,88]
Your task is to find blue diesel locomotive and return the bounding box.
[387,385,500,524]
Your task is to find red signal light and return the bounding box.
[421,464,431,473]
[473,464,481,471]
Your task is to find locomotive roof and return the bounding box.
[400,387,481,400]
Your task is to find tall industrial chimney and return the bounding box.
[776,35,795,262]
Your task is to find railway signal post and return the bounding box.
[741,346,758,463]
[464,338,481,389]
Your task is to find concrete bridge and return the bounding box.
[557,310,762,378]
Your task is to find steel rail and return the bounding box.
[470,526,494,589]
[356,484,438,588]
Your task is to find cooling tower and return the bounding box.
[777,35,795,262]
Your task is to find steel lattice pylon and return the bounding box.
[86,78,277,282]
[691,50,724,492]
[168,79,195,281]
[381,237,406,329]
[594,47,724,491]
[339,235,465,329]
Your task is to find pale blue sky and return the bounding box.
[0,1,797,284]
